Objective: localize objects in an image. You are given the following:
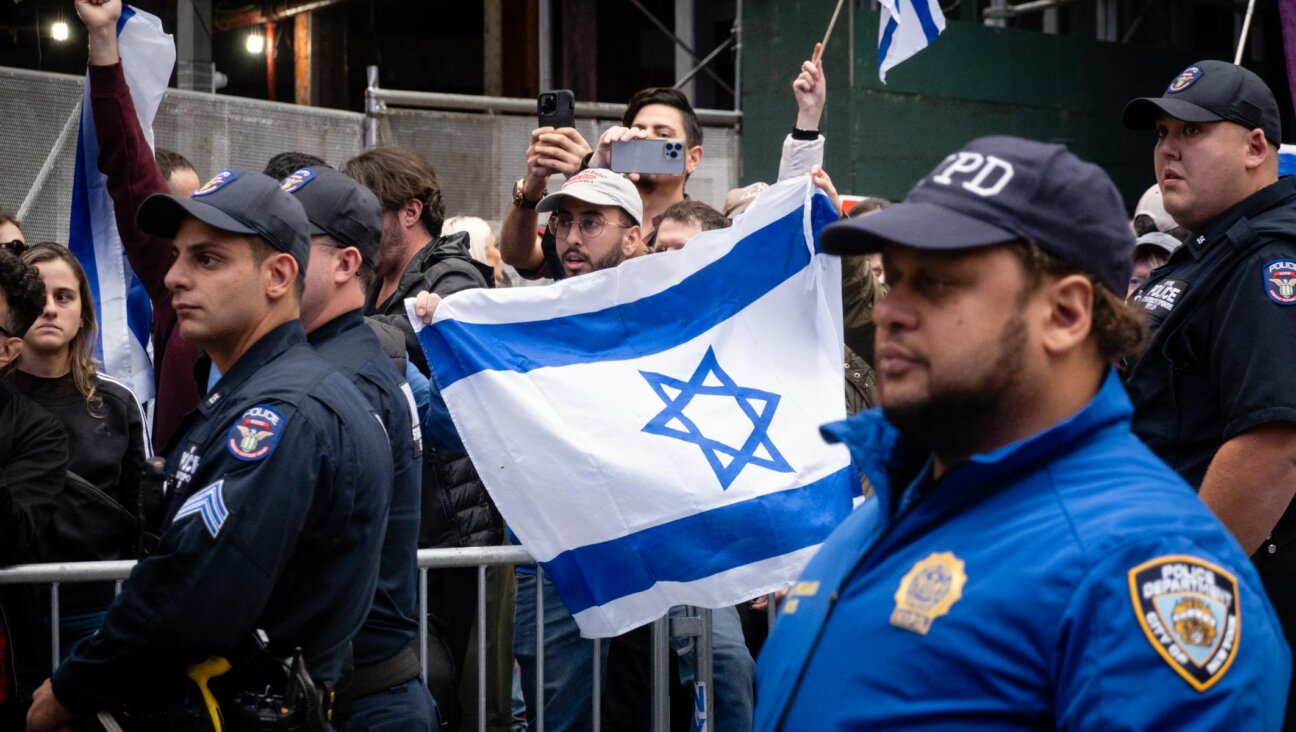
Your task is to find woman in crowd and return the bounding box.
[9,243,150,654]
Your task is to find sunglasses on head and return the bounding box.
[0,240,26,255]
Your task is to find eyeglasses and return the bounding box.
[0,240,26,255]
[550,214,632,240]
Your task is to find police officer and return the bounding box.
[752,137,1290,730]
[1122,62,1296,724]
[284,165,436,729]
[26,169,394,731]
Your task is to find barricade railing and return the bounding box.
[0,546,763,732]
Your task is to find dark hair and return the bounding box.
[847,197,893,218]
[0,251,45,339]
[662,199,727,232]
[246,236,306,299]
[342,146,445,238]
[1010,241,1146,364]
[622,87,702,149]
[264,151,328,181]
[155,148,196,181]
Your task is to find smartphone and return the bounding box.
[538,90,576,129]
[610,138,687,175]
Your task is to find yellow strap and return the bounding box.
[186,656,233,732]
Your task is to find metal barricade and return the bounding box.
[0,547,767,732]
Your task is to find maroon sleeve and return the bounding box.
[88,62,176,303]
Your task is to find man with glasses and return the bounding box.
[536,168,647,278]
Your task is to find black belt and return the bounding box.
[351,641,422,699]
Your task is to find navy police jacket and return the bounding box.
[754,371,1290,731]
[52,321,393,713]
[308,309,423,666]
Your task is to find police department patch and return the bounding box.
[192,169,237,197]
[225,404,287,462]
[1264,260,1296,305]
[890,552,966,635]
[1128,555,1240,692]
[279,168,315,193]
[1167,66,1203,93]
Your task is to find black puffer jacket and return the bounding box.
[365,232,504,548]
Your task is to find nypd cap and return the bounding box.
[280,166,383,269]
[1123,60,1281,145]
[820,135,1135,295]
[137,168,311,271]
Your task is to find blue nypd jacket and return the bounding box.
[754,371,1291,731]
[52,321,394,713]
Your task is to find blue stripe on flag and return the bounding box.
[539,466,855,615]
[117,5,135,32]
[911,0,942,44]
[424,193,838,390]
[877,17,899,68]
[68,127,105,363]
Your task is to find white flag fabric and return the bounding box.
[878,0,946,83]
[68,5,175,402]
[410,177,856,637]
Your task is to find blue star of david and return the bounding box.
[639,346,793,489]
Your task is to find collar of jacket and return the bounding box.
[305,307,366,347]
[198,320,307,415]
[1185,175,1296,259]
[820,368,1131,519]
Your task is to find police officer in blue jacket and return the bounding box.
[284,165,437,729]
[753,137,1291,731]
[26,169,394,731]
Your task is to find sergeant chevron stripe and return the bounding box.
[175,480,229,538]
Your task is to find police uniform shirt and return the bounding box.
[1126,176,1296,490]
[753,373,1290,731]
[307,308,423,666]
[51,321,394,714]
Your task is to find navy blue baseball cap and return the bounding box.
[279,166,383,269]
[137,168,311,271]
[1123,60,1281,145]
[820,136,1135,295]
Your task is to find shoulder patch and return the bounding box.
[225,404,287,462]
[193,169,237,197]
[175,480,228,538]
[1128,555,1240,692]
[1264,260,1296,305]
[279,168,315,193]
[1167,66,1203,94]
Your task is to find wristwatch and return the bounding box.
[513,179,546,209]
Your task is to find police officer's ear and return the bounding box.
[263,252,301,303]
[1037,273,1096,360]
[334,247,363,285]
[1244,128,1274,173]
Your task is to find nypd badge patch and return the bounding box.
[279,168,316,193]
[225,404,287,462]
[891,552,966,635]
[193,169,237,197]
[1167,66,1203,94]
[1264,260,1296,305]
[1128,555,1240,692]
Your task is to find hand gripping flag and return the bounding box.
[878,0,946,83]
[410,177,856,637]
[68,5,175,402]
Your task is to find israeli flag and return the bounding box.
[68,5,175,402]
[878,0,946,83]
[1279,144,1296,177]
[411,177,856,637]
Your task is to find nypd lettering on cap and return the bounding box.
[279,168,316,193]
[225,404,287,462]
[929,152,1015,198]
[175,479,229,538]
[1128,555,1240,692]
[192,169,237,197]
[1264,260,1296,305]
[1167,66,1203,94]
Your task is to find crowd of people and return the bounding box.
[1,0,1296,729]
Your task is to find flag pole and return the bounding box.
[816,0,847,61]
[1234,0,1259,65]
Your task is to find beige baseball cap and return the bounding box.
[1134,184,1179,233]
[536,168,643,225]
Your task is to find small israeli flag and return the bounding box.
[411,177,856,637]
[68,5,175,402]
[878,0,947,83]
